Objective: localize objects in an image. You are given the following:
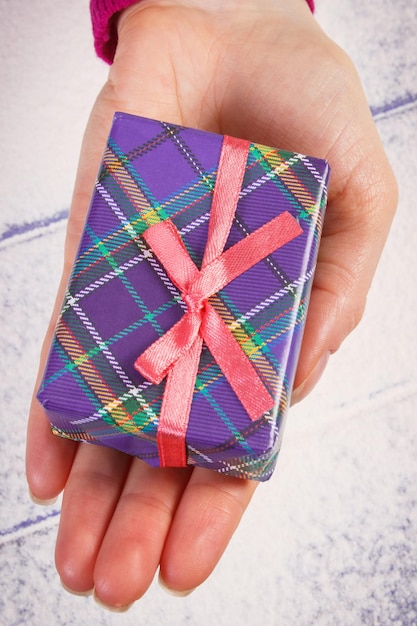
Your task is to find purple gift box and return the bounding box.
[37,113,330,481]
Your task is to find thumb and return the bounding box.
[292,116,397,402]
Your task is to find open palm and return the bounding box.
[26,0,396,609]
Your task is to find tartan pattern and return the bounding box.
[38,113,330,481]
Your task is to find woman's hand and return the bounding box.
[26,0,397,609]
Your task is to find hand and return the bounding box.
[26,0,397,610]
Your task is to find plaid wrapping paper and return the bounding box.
[37,113,330,481]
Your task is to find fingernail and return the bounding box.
[158,573,195,597]
[60,580,94,597]
[93,591,133,613]
[292,351,330,404]
[28,489,58,507]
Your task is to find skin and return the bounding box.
[26,0,397,610]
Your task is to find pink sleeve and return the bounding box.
[90,0,140,63]
[90,0,315,64]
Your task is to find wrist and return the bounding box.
[91,0,315,64]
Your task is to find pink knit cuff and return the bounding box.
[90,0,140,63]
[90,0,315,64]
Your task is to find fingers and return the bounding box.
[54,450,253,607]
[93,461,190,606]
[55,445,132,594]
[26,286,79,500]
[26,396,77,502]
[292,94,398,396]
[159,468,257,593]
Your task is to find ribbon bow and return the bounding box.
[134,136,302,467]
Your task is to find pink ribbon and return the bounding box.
[134,136,303,467]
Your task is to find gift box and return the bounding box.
[37,113,330,481]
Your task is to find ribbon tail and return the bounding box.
[157,336,203,467]
[134,312,201,384]
[202,305,275,420]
